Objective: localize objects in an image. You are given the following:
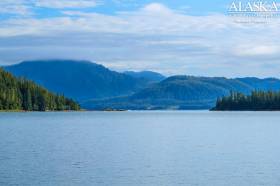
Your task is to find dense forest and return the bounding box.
[0,68,80,111]
[6,61,280,110]
[212,91,280,111]
[83,75,280,110]
[5,60,151,101]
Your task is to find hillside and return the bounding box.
[82,76,280,110]
[5,60,280,110]
[5,60,150,101]
[0,68,79,111]
[124,71,166,82]
[212,91,280,111]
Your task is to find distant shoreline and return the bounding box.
[2,109,280,113]
[0,110,85,113]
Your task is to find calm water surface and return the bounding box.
[0,111,280,186]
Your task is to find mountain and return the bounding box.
[5,60,280,110]
[0,68,79,111]
[124,71,166,82]
[82,76,280,110]
[237,77,280,90]
[4,60,150,101]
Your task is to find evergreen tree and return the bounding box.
[0,68,80,111]
[212,90,280,111]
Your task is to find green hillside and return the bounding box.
[0,68,80,111]
[5,60,151,101]
[212,91,280,111]
[82,76,280,110]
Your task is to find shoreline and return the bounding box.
[0,110,85,113]
[2,109,280,113]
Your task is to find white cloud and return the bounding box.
[1,3,280,77]
[2,2,279,36]
[0,0,100,16]
[141,3,172,14]
[0,0,31,16]
[35,0,100,9]
[233,45,280,57]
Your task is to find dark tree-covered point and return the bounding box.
[0,68,80,111]
[212,91,280,111]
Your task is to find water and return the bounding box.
[0,111,280,186]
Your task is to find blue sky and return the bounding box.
[0,0,231,18]
[1,0,280,77]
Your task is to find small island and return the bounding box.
[0,68,80,111]
[212,91,280,111]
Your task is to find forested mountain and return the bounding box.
[4,60,280,110]
[0,68,79,111]
[212,91,280,111]
[237,77,280,90]
[124,71,166,82]
[5,60,150,101]
[82,76,280,110]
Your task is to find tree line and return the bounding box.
[0,68,80,111]
[212,90,280,111]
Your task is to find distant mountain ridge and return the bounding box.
[124,71,165,82]
[4,60,280,110]
[4,60,151,101]
[82,75,280,110]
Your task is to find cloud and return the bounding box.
[34,0,100,9]
[233,45,280,57]
[2,2,278,36]
[0,0,101,16]
[141,3,172,14]
[1,2,280,77]
[0,0,32,16]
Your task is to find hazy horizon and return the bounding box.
[2,59,280,79]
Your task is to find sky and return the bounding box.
[1,0,280,77]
